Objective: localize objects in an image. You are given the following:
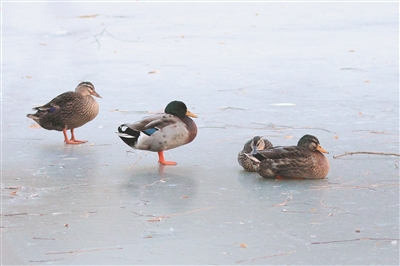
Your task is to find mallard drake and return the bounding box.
[247,134,330,179]
[238,136,273,172]
[27,81,101,144]
[117,100,197,165]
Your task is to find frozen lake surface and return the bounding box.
[2,2,399,265]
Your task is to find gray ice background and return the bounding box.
[2,2,399,265]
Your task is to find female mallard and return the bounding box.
[247,134,330,179]
[238,136,273,172]
[26,81,101,144]
[117,100,197,165]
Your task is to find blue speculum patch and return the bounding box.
[143,128,157,136]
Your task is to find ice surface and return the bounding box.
[2,2,399,265]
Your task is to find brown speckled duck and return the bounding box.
[117,100,197,165]
[238,136,273,172]
[27,81,101,144]
[247,134,330,179]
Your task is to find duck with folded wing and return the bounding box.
[247,134,330,179]
[117,100,197,165]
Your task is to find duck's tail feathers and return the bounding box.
[117,124,140,148]
[27,106,56,120]
[26,113,40,122]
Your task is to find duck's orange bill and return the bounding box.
[186,110,198,118]
[316,145,329,154]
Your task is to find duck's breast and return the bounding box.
[65,96,99,129]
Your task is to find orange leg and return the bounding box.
[157,151,177,165]
[70,128,87,143]
[63,128,87,145]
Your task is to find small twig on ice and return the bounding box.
[333,151,400,159]
[29,259,65,263]
[33,237,56,240]
[311,237,399,245]
[46,247,123,255]
[94,28,137,50]
[146,206,217,222]
[300,126,332,133]
[235,250,295,264]
[4,213,28,216]
[272,194,293,207]
[142,178,165,189]
[314,199,357,219]
[166,206,216,218]
[125,151,142,169]
[320,199,341,211]
[131,211,145,217]
[352,129,399,135]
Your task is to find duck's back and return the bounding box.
[258,147,330,179]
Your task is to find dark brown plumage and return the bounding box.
[238,136,273,172]
[248,135,330,179]
[27,81,101,144]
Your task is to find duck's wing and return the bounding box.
[122,114,180,133]
[254,147,313,178]
[117,114,190,151]
[117,113,182,140]
[143,114,182,131]
[32,91,76,112]
[253,146,307,160]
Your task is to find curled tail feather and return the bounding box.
[117,124,140,148]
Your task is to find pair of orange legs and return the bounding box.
[62,128,87,145]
